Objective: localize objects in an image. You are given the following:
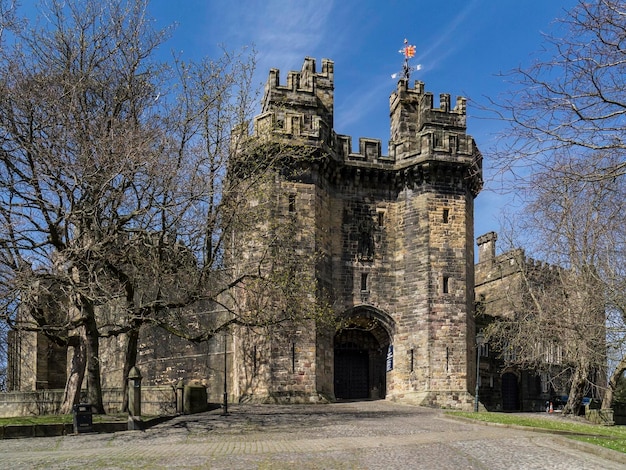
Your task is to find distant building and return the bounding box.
[475,232,605,411]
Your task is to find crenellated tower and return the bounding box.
[389,80,470,161]
[235,57,483,409]
[255,57,335,149]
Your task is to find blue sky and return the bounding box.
[19,0,579,250]
[147,0,579,247]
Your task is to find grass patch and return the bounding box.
[448,411,626,453]
[0,415,73,426]
[0,413,128,426]
[572,436,626,454]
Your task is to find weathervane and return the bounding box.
[391,39,422,80]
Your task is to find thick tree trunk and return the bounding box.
[602,357,626,409]
[122,326,140,412]
[563,363,589,415]
[84,302,105,414]
[59,329,87,414]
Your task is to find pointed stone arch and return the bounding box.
[339,305,396,338]
[334,306,395,400]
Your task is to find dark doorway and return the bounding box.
[334,349,369,399]
[334,327,387,400]
[502,372,520,411]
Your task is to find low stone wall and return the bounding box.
[100,386,177,415]
[585,407,615,426]
[0,386,176,417]
[142,386,177,415]
[0,390,65,417]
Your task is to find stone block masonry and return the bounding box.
[233,57,483,409]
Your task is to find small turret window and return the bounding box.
[443,208,449,224]
[361,273,368,291]
[443,276,449,294]
[288,194,296,213]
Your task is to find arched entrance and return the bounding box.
[334,307,394,400]
[502,372,520,411]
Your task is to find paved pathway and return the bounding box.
[0,401,624,469]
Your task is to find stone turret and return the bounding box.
[477,232,498,263]
[254,59,483,200]
[389,79,468,160]
[256,57,334,146]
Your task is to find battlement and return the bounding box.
[390,79,467,130]
[332,131,478,169]
[335,135,394,167]
[389,79,469,162]
[261,57,334,130]
[264,57,334,94]
[252,58,481,191]
[476,232,562,289]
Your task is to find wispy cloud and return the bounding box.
[208,0,336,86]
[336,78,392,132]
[414,0,481,74]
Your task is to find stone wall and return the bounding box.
[475,233,525,319]
[0,386,176,417]
[473,232,582,411]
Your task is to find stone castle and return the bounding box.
[10,57,572,413]
[230,56,482,408]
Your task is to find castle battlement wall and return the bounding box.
[388,79,475,165]
[260,57,334,133]
[255,58,481,188]
[476,231,562,284]
[263,57,334,95]
[390,80,467,131]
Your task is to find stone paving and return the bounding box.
[0,401,624,469]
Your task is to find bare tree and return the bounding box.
[0,0,173,413]
[485,0,626,412]
[486,159,625,414]
[490,0,626,184]
[0,0,20,42]
[0,0,329,414]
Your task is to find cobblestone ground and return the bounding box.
[0,401,624,469]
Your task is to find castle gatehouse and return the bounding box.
[231,57,483,408]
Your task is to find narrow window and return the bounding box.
[361,272,368,291]
[443,276,449,294]
[288,193,296,213]
[292,342,296,372]
[450,135,458,152]
[377,211,385,228]
[433,132,442,148]
[410,348,414,372]
[442,208,449,224]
